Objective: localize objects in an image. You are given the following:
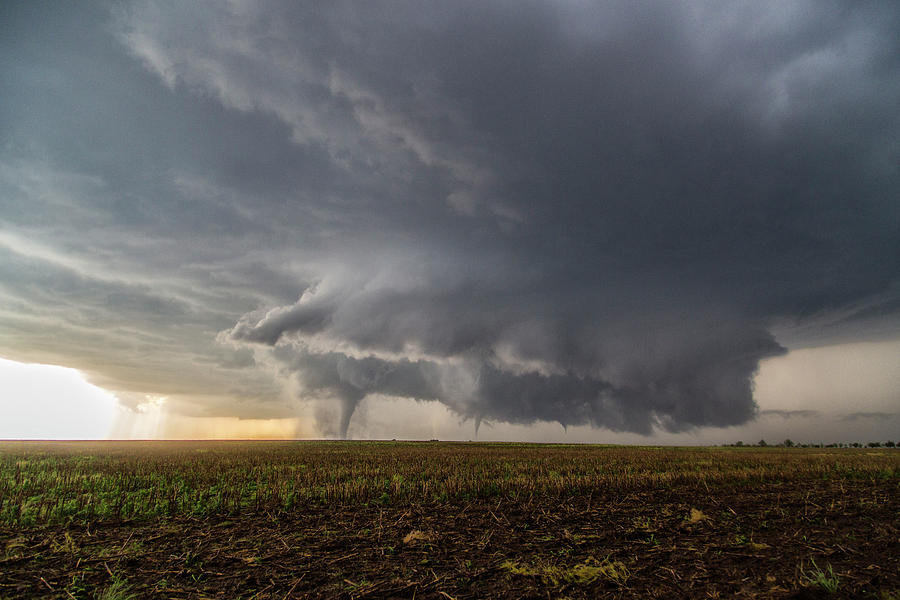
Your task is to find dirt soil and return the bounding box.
[2,477,898,599]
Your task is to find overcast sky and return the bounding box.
[1,1,898,442]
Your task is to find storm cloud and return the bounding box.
[1,1,898,438]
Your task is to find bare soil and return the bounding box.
[2,477,897,599]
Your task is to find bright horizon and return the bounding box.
[3,341,898,444]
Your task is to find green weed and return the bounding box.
[95,576,137,600]
[802,559,839,593]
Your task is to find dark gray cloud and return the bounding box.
[230,276,785,436]
[1,1,898,437]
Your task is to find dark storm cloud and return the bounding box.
[210,0,899,434]
[234,283,785,436]
[1,1,898,435]
[266,333,773,439]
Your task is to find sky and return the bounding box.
[1,1,898,443]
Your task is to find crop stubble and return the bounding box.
[1,442,897,598]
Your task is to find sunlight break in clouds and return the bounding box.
[0,357,318,441]
[0,358,118,440]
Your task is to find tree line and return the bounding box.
[728,439,896,448]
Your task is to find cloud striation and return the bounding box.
[1,1,898,437]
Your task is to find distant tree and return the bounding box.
[735,441,744,447]
[868,441,881,448]
[758,439,767,447]
[886,441,896,448]
[852,442,861,448]
[783,439,794,448]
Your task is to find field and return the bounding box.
[1,442,898,599]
